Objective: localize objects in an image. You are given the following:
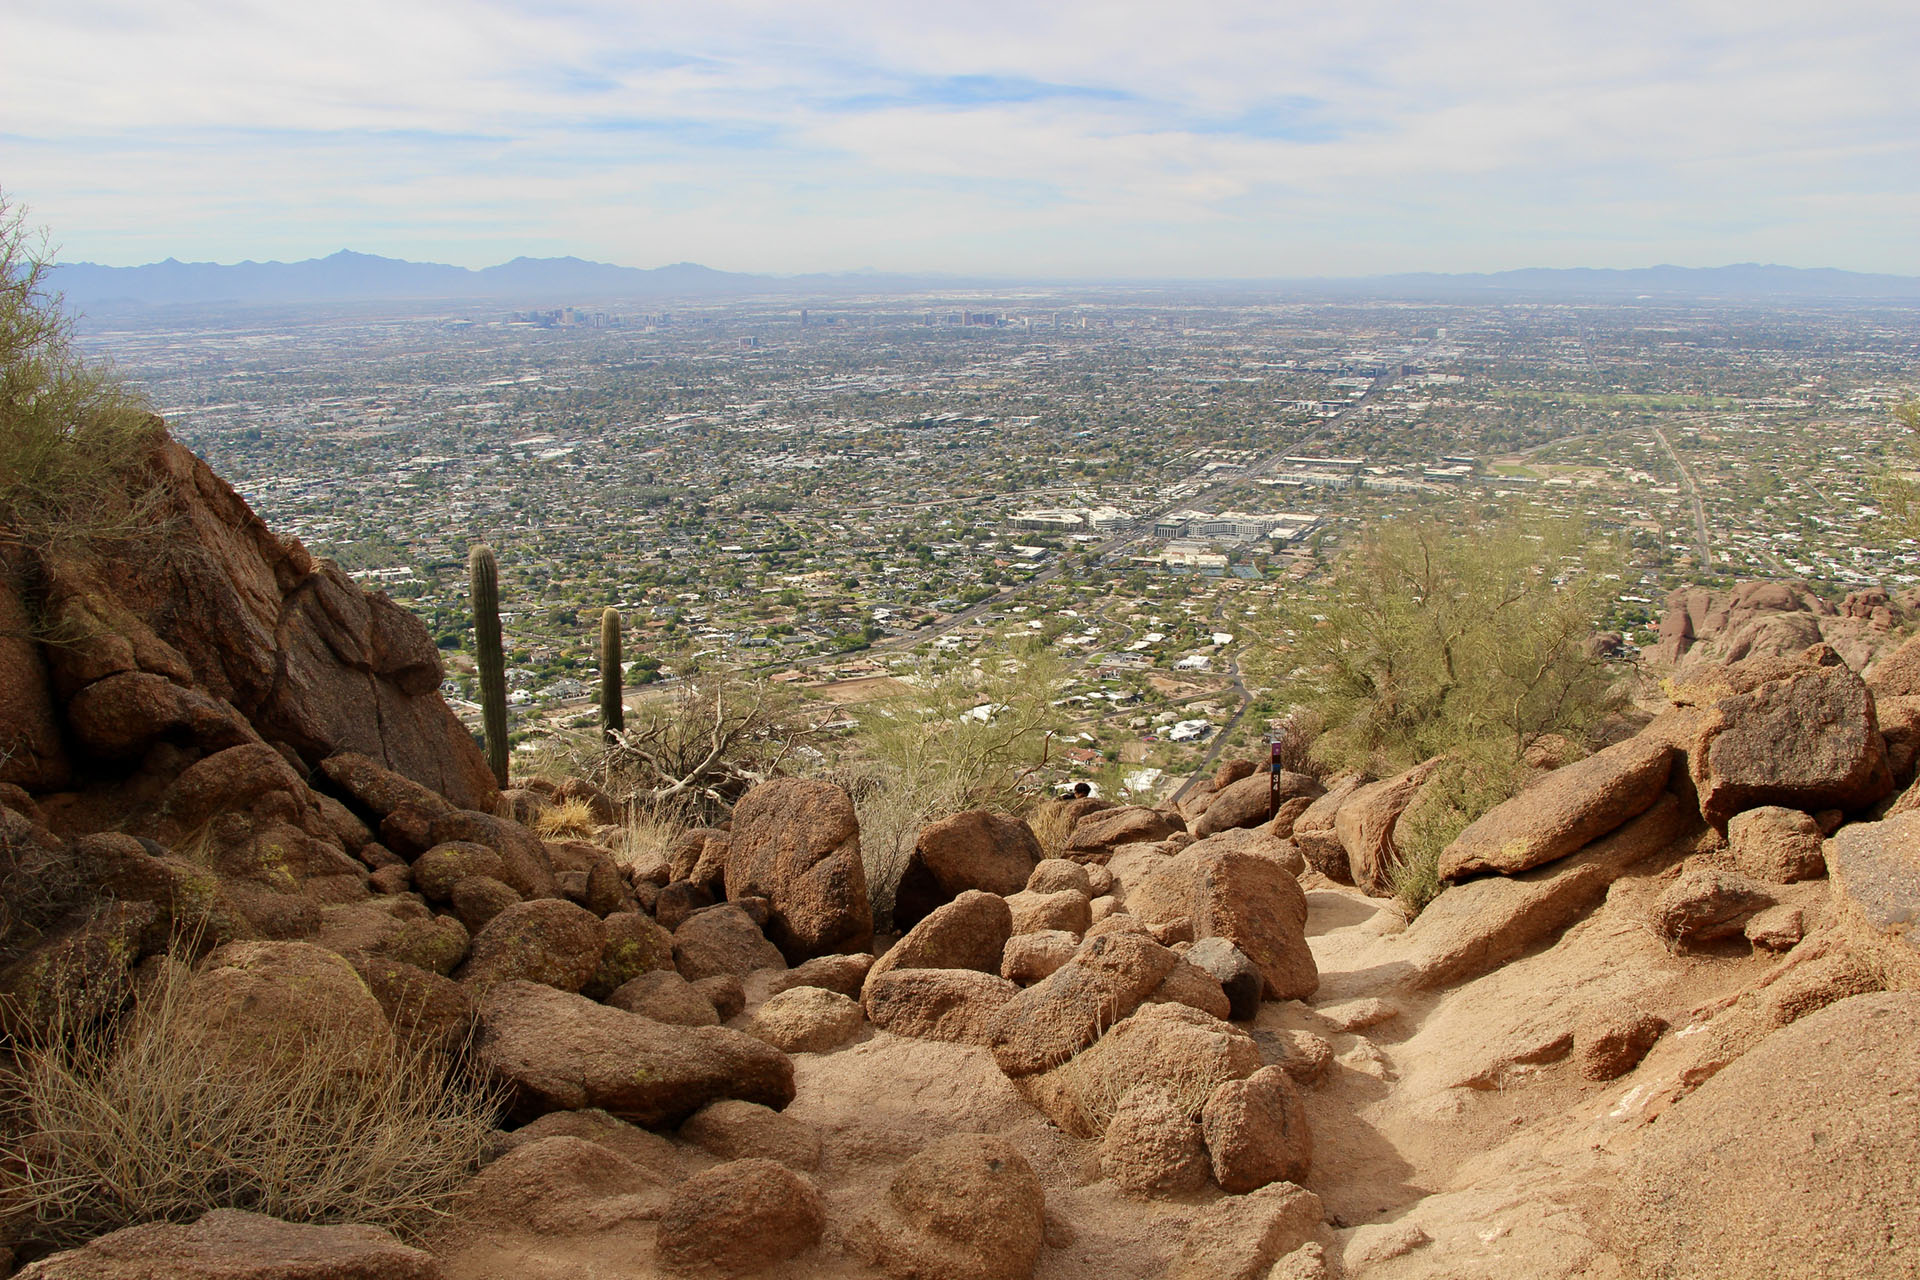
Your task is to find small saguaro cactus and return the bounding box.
[600,607,625,744]
[468,543,508,789]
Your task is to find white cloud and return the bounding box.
[3,0,1917,272]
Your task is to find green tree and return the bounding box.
[1872,401,1920,534]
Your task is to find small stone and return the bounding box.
[1574,1010,1667,1081]
[1745,903,1806,952]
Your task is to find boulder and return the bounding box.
[1065,806,1181,860]
[1573,1009,1666,1081]
[863,968,1020,1045]
[1192,848,1317,1001]
[1651,865,1775,949]
[1005,888,1092,936]
[655,1158,824,1276]
[1026,858,1092,895]
[1214,759,1257,789]
[653,880,715,932]
[1616,992,1920,1280]
[1401,794,1694,988]
[458,898,603,993]
[725,778,873,961]
[1670,648,1894,826]
[447,875,519,934]
[765,952,873,999]
[1184,937,1264,1022]
[1168,1182,1324,1280]
[850,1134,1046,1280]
[1866,626,1920,695]
[606,970,720,1026]
[986,929,1177,1078]
[895,810,1043,926]
[319,750,457,820]
[1440,736,1676,880]
[693,974,746,1021]
[1148,959,1232,1020]
[176,941,391,1079]
[1193,771,1323,839]
[0,901,154,1044]
[1001,930,1079,985]
[583,910,675,1000]
[1202,1065,1312,1192]
[1336,759,1440,896]
[456,1134,662,1236]
[409,841,505,901]
[341,952,476,1054]
[1290,773,1367,884]
[1099,1084,1209,1198]
[475,981,794,1127]
[865,890,1012,991]
[1258,1028,1335,1086]
[1745,903,1806,951]
[680,1099,823,1172]
[747,985,864,1054]
[1726,806,1827,882]
[1038,1002,1261,1137]
[1826,811,1920,981]
[672,904,786,982]
[14,1209,438,1280]
[426,810,557,901]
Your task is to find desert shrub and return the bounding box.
[1388,748,1533,916]
[0,957,502,1252]
[531,796,596,839]
[1026,799,1076,862]
[0,191,163,563]
[613,795,697,873]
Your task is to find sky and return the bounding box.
[4,0,1918,278]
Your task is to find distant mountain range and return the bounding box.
[51,250,1920,309]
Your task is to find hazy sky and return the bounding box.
[5,0,1918,276]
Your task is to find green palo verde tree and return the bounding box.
[468,543,508,789]
[1259,509,1624,912]
[1871,400,1920,534]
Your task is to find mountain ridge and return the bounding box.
[52,250,1920,308]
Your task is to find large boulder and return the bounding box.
[1401,794,1692,989]
[1201,1065,1312,1192]
[1192,848,1317,1001]
[680,1099,823,1172]
[747,985,864,1054]
[1439,736,1676,880]
[1615,992,1920,1279]
[1099,1084,1209,1198]
[1826,811,1920,984]
[15,1209,438,1280]
[865,890,1012,992]
[725,778,873,961]
[672,904,786,981]
[1336,759,1440,896]
[894,810,1042,927]
[475,981,795,1127]
[457,898,603,993]
[1192,771,1323,839]
[849,1134,1046,1280]
[1666,647,1894,826]
[1065,806,1181,861]
[986,929,1177,1079]
[1726,806,1827,883]
[176,941,392,1079]
[1036,1002,1261,1137]
[425,810,557,901]
[863,968,1020,1045]
[1650,865,1775,949]
[655,1158,824,1276]
[455,1134,663,1236]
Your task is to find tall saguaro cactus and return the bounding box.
[599,607,624,744]
[468,543,509,789]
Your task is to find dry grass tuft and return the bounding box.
[613,797,695,873]
[531,796,597,840]
[0,957,502,1252]
[1026,800,1076,862]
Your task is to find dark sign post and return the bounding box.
[1269,739,1283,820]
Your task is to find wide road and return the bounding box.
[1650,422,1714,572]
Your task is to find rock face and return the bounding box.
[1192,848,1317,1001]
[655,1158,824,1276]
[895,810,1043,926]
[1335,760,1438,895]
[1440,736,1675,880]
[15,1209,439,1280]
[1826,811,1920,981]
[852,1134,1046,1280]
[725,778,873,962]
[1616,992,1920,1279]
[475,981,795,1127]
[1667,648,1894,826]
[29,431,493,809]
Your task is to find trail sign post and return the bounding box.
[1269,739,1283,820]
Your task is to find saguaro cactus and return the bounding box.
[600,607,624,744]
[468,543,508,789]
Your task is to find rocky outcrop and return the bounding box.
[1336,759,1440,895]
[894,810,1043,926]
[1440,737,1675,880]
[725,778,873,962]
[1616,992,1920,1280]
[1653,579,1906,675]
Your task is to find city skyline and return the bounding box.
[5,0,1918,277]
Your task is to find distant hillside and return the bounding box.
[50,250,1920,309]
